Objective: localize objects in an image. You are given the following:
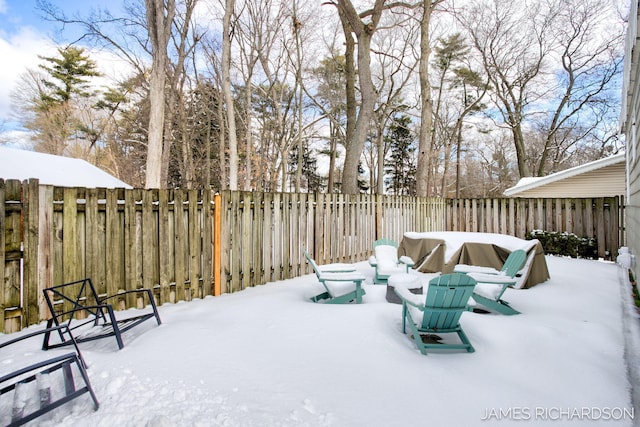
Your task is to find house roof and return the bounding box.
[0,146,132,188]
[504,153,625,197]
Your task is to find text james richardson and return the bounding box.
[481,407,634,421]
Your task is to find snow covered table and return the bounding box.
[398,231,550,289]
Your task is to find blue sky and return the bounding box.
[0,0,110,133]
[0,0,105,37]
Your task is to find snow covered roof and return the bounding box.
[0,146,132,188]
[503,153,625,197]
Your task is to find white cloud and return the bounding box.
[0,27,57,125]
[88,48,136,87]
[0,128,33,148]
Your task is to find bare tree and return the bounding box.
[367,12,420,195]
[415,0,444,197]
[165,0,200,188]
[292,0,305,192]
[333,0,385,194]
[457,0,552,178]
[233,1,258,191]
[234,0,300,191]
[144,0,175,188]
[430,33,488,197]
[37,0,200,189]
[222,0,239,190]
[306,47,348,193]
[234,0,296,191]
[457,0,622,179]
[533,0,624,175]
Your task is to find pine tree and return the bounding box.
[384,115,417,195]
[288,144,326,192]
[38,46,101,107]
[26,46,101,155]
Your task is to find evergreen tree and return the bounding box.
[22,46,102,155]
[384,115,417,195]
[288,144,326,193]
[38,46,101,106]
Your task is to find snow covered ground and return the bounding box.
[1,255,638,426]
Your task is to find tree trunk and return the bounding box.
[338,6,356,193]
[217,92,228,188]
[144,0,175,189]
[416,0,435,197]
[293,0,304,192]
[337,0,384,195]
[243,85,254,191]
[222,0,239,190]
[512,124,530,177]
[328,122,337,192]
[341,30,376,194]
[455,119,462,198]
[376,129,384,194]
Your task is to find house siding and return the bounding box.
[509,163,626,198]
[623,0,640,283]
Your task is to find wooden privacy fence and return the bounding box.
[0,179,624,333]
[219,192,447,291]
[1,180,446,333]
[446,197,625,259]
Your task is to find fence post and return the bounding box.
[23,179,40,327]
[202,190,214,297]
[214,192,222,296]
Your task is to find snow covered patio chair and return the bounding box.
[394,273,477,355]
[304,251,366,304]
[0,325,99,426]
[303,249,356,273]
[368,239,415,284]
[454,249,526,315]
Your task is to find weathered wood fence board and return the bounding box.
[446,197,624,258]
[2,180,23,332]
[1,179,624,333]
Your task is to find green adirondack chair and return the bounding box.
[454,249,527,315]
[304,251,366,304]
[303,249,356,273]
[368,239,415,284]
[395,273,477,355]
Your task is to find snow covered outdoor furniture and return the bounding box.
[0,325,99,426]
[305,252,366,304]
[395,273,476,355]
[303,249,356,273]
[43,278,162,350]
[455,249,526,315]
[453,248,527,277]
[466,273,522,315]
[385,272,423,304]
[398,232,550,289]
[368,239,415,284]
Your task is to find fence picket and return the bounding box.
[262,192,273,283]
[23,180,39,327]
[242,191,253,289]
[3,180,22,332]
